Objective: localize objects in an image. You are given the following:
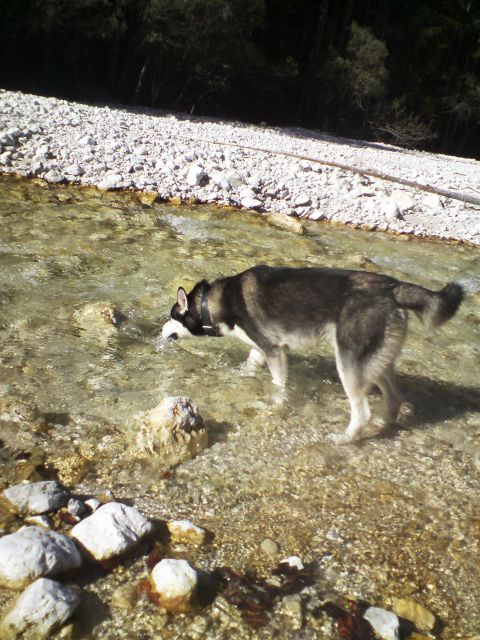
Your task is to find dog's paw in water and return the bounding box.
[325,432,358,445]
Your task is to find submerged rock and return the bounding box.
[2,480,69,515]
[132,396,208,465]
[0,526,83,587]
[150,558,198,612]
[71,301,126,344]
[167,519,207,546]
[70,501,153,561]
[281,593,303,630]
[260,538,280,559]
[0,578,80,639]
[363,606,399,640]
[392,598,436,631]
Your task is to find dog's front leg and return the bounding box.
[245,348,266,374]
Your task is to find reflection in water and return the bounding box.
[0,174,479,638]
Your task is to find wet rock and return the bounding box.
[260,538,280,559]
[71,301,126,343]
[363,606,399,640]
[111,583,139,611]
[0,578,80,639]
[392,598,436,631]
[2,480,69,515]
[267,210,305,234]
[281,593,303,630]
[70,501,153,562]
[133,396,208,465]
[47,452,91,486]
[150,558,198,612]
[0,526,83,587]
[167,519,207,546]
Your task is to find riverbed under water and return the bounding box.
[0,174,479,639]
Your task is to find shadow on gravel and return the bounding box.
[293,353,480,433]
[395,372,480,430]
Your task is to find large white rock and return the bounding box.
[151,558,198,611]
[2,481,69,515]
[70,502,153,561]
[363,606,399,640]
[0,578,80,639]
[0,527,83,587]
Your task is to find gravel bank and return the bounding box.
[1,89,479,245]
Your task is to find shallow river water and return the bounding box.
[0,174,479,639]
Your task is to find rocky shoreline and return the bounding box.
[1,89,479,245]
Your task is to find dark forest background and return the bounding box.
[1,0,479,158]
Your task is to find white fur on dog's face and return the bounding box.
[161,318,194,340]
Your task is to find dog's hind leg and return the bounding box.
[265,344,289,388]
[328,299,407,444]
[376,365,403,426]
[329,352,372,444]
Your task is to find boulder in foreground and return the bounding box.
[0,577,80,639]
[0,527,82,587]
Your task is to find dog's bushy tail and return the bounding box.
[393,281,464,331]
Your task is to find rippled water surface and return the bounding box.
[0,174,479,638]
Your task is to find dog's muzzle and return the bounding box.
[161,318,191,341]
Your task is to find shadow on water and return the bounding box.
[395,372,480,429]
[289,352,480,434]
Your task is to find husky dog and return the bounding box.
[162,266,464,443]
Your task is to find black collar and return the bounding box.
[200,290,220,336]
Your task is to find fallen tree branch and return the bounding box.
[176,135,480,207]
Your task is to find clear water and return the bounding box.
[0,174,479,638]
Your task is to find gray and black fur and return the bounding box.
[162,266,464,443]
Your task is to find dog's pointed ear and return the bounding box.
[177,287,188,313]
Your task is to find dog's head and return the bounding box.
[161,281,209,341]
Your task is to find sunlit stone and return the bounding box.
[2,480,69,515]
[151,558,198,611]
[70,502,153,561]
[0,527,83,587]
[0,578,80,639]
